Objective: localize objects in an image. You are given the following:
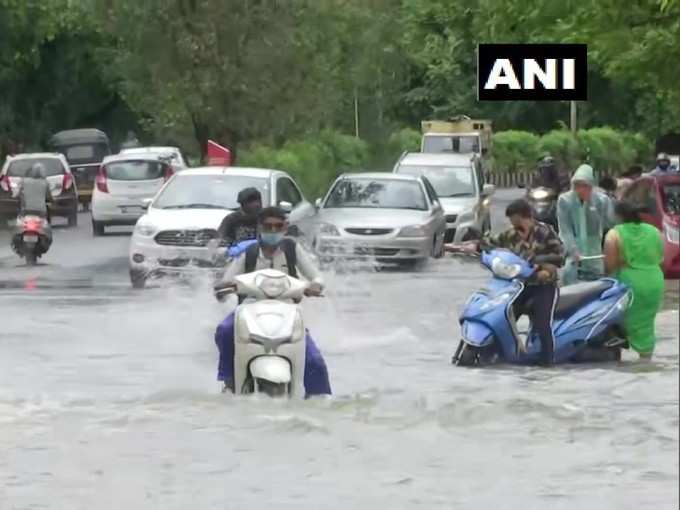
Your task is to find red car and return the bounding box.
[622,174,680,279]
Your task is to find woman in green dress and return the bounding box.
[604,202,665,358]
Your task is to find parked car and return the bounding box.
[393,152,494,242]
[91,153,176,236]
[312,172,447,265]
[128,167,315,288]
[0,153,78,226]
[621,174,680,279]
[49,129,111,210]
[119,146,188,172]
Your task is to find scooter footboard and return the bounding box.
[461,320,494,347]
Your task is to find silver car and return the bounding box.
[313,173,446,264]
[393,152,494,242]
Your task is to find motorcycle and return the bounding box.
[526,186,558,230]
[11,215,52,265]
[452,249,630,366]
[214,268,310,397]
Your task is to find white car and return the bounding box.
[91,153,174,236]
[128,166,316,288]
[119,146,188,172]
[394,152,494,242]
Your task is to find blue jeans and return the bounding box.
[215,312,332,396]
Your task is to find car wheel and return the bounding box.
[130,270,146,289]
[92,220,105,236]
[432,234,445,259]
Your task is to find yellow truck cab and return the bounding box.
[421,117,493,178]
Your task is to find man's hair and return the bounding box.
[505,199,533,219]
[615,201,646,224]
[623,165,643,178]
[258,206,287,223]
[237,187,262,205]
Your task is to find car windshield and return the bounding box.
[153,174,269,210]
[60,143,109,164]
[423,135,479,154]
[325,178,427,210]
[7,158,65,177]
[661,183,680,214]
[106,160,166,181]
[397,165,475,197]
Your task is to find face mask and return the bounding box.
[259,232,284,247]
[660,162,669,170]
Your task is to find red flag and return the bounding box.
[206,140,232,166]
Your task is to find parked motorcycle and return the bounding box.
[453,249,630,366]
[11,215,52,265]
[526,186,558,230]
[214,268,311,397]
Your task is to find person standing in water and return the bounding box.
[604,202,665,359]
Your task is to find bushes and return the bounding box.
[492,127,651,175]
[239,130,369,199]
[492,130,541,173]
[386,128,421,155]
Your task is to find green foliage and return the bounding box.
[239,130,369,199]
[538,130,580,171]
[492,131,541,173]
[386,128,422,156]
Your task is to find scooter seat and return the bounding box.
[554,280,614,318]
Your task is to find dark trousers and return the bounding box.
[215,312,332,396]
[513,284,559,365]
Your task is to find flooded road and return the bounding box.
[0,190,678,509]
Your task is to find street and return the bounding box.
[0,188,678,509]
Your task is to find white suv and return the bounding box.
[91,153,174,235]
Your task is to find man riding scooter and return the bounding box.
[214,206,332,396]
[446,199,565,366]
[17,163,52,222]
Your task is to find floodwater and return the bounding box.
[0,190,677,509]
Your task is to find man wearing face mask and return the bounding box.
[213,206,331,395]
[217,187,263,247]
[446,199,565,366]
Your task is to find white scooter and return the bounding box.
[215,269,309,398]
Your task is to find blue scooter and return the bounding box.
[453,249,631,366]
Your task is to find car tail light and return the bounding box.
[163,164,174,182]
[0,175,9,193]
[96,165,108,193]
[62,172,73,190]
[23,218,43,232]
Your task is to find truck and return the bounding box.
[420,116,493,179]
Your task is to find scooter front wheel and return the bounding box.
[452,340,497,367]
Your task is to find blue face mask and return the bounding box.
[259,232,284,247]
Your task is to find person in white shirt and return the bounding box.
[214,206,331,395]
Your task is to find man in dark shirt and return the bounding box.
[217,187,262,247]
[447,199,565,365]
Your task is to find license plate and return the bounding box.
[23,234,38,243]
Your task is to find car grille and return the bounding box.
[155,229,225,247]
[345,228,393,236]
[445,214,458,223]
[354,247,399,256]
[158,257,220,268]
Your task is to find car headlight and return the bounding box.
[491,256,522,279]
[529,189,550,200]
[399,225,427,237]
[319,223,340,236]
[134,221,157,237]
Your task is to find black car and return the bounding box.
[49,129,111,210]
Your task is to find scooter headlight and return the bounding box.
[529,189,550,200]
[491,257,522,279]
[255,272,291,298]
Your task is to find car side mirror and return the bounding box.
[482,184,496,196]
[314,198,322,209]
[141,198,153,210]
[279,201,293,213]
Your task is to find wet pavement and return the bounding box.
[0,189,677,509]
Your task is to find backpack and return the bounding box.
[244,238,298,278]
